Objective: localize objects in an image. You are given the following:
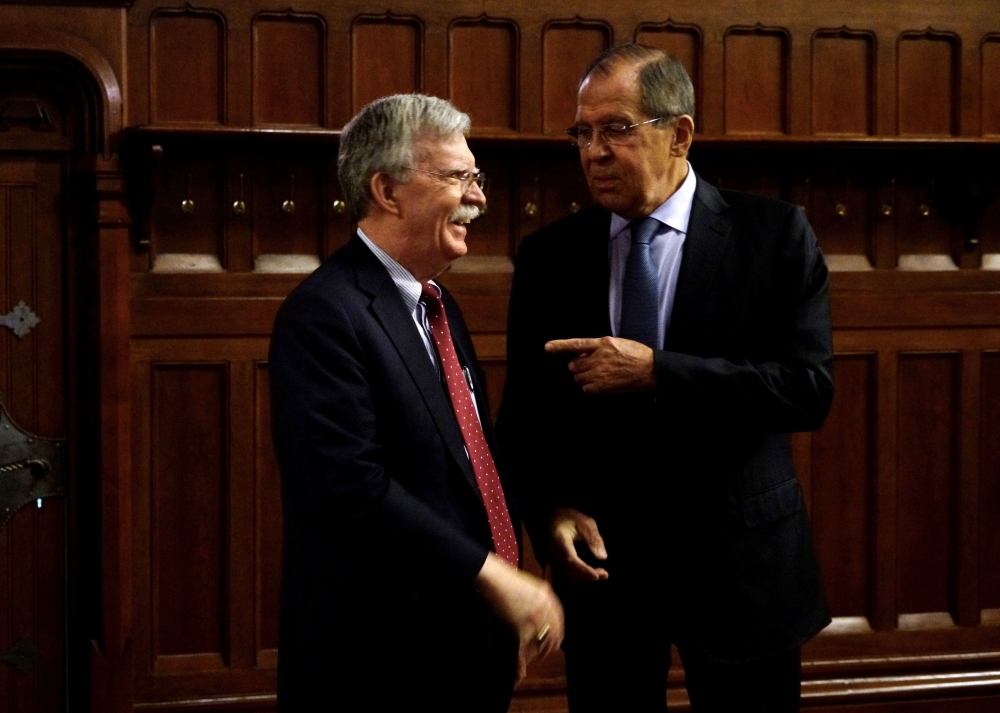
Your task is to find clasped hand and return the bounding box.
[545,336,655,394]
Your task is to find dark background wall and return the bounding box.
[0,1,998,711]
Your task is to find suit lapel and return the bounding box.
[665,176,733,350]
[577,209,614,337]
[349,238,479,493]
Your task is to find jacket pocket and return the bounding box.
[739,478,803,528]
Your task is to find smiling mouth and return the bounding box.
[449,205,482,225]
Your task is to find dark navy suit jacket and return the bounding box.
[498,176,834,664]
[270,236,518,710]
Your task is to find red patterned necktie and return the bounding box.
[420,283,518,566]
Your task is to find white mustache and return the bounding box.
[449,204,482,224]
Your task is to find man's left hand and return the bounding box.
[545,336,655,394]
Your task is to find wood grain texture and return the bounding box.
[812,30,874,135]
[983,36,1000,136]
[252,14,324,126]
[980,352,1000,611]
[724,27,789,134]
[351,16,421,114]
[450,19,516,132]
[150,364,228,663]
[896,353,959,619]
[810,354,876,619]
[898,32,958,136]
[541,20,610,134]
[150,10,224,124]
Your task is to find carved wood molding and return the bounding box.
[0,25,122,155]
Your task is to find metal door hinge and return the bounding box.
[0,638,40,673]
[0,302,40,339]
[0,398,64,529]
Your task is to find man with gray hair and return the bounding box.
[270,93,563,712]
[500,44,832,710]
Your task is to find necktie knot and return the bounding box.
[421,283,442,312]
[629,216,660,246]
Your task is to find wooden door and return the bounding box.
[0,157,67,711]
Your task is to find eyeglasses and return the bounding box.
[566,117,666,149]
[405,166,487,193]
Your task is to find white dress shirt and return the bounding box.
[356,228,482,420]
[608,162,697,348]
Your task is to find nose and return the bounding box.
[465,180,487,208]
[582,133,612,160]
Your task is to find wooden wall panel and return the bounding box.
[635,23,701,122]
[810,354,875,619]
[542,21,610,134]
[812,30,874,135]
[351,17,421,114]
[0,158,66,713]
[252,15,324,126]
[457,147,513,261]
[151,150,224,262]
[896,353,959,620]
[898,32,958,136]
[251,151,324,265]
[807,160,872,262]
[981,352,1000,611]
[449,20,516,132]
[151,363,228,666]
[724,27,789,134]
[983,36,1000,136]
[254,363,282,663]
[150,10,224,124]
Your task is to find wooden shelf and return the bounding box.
[124,125,1000,150]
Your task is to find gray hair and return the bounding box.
[337,94,471,220]
[580,43,695,125]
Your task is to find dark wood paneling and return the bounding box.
[0,158,66,713]
[151,150,224,260]
[898,32,958,136]
[984,36,1000,136]
[450,19,516,132]
[462,147,514,259]
[150,10,224,124]
[724,27,789,134]
[812,30,874,135]
[811,354,876,619]
[252,14,324,126]
[151,363,228,664]
[351,16,421,114]
[896,353,959,619]
[981,352,1000,611]
[635,22,701,123]
[251,151,324,263]
[807,162,872,260]
[253,363,281,662]
[541,20,610,134]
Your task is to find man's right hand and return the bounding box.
[550,506,609,582]
[475,554,565,686]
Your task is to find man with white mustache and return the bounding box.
[270,94,563,712]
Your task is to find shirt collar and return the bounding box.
[609,161,697,240]
[356,228,436,314]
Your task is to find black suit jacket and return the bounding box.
[270,236,518,710]
[498,175,833,664]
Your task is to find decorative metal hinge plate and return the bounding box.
[0,638,40,673]
[0,302,40,339]
[0,397,64,530]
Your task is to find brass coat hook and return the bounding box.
[233,173,246,215]
[181,173,194,215]
[283,173,296,214]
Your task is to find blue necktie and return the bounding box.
[619,217,660,348]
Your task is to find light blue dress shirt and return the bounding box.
[608,163,697,348]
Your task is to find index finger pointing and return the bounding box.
[545,338,601,354]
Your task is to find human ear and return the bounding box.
[671,115,695,156]
[369,172,402,216]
